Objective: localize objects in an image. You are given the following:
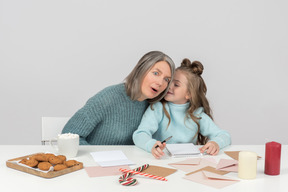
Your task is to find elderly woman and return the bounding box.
[62,51,175,145]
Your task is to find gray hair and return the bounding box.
[125,51,175,104]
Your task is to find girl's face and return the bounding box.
[138,61,171,101]
[164,70,190,104]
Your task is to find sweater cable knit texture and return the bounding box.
[62,83,149,145]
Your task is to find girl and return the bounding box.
[133,58,231,158]
[62,51,175,145]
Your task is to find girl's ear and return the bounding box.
[185,92,191,100]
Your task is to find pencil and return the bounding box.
[119,168,168,181]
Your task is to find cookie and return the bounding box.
[57,155,66,162]
[19,158,28,165]
[25,158,38,167]
[43,153,56,161]
[48,156,63,165]
[64,160,78,167]
[31,154,47,162]
[54,164,67,171]
[38,162,52,171]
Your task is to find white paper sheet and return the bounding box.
[166,143,201,157]
[90,150,134,167]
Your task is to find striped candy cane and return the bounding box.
[119,164,149,186]
[120,168,168,181]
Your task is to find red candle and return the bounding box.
[264,141,281,175]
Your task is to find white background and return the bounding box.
[1,0,287,145]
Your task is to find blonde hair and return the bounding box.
[125,51,175,104]
[162,58,212,145]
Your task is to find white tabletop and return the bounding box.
[1,145,287,192]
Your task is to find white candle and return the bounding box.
[238,151,257,179]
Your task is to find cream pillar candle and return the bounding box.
[238,151,257,179]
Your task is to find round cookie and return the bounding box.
[48,156,63,165]
[19,158,27,165]
[57,155,66,162]
[54,164,67,171]
[64,160,78,167]
[38,162,52,171]
[32,154,47,162]
[25,158,38,167]
[43,153,56,161]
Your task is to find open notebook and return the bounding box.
[166,143,201,157]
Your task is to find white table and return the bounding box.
[1,145,287,192]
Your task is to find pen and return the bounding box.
[155,136,172,148]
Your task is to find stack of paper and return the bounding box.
[166,143,201,157]
[90,150,134,167]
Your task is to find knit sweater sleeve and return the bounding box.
[133,102,163,153]
[62,93,105,145]
[198,111,231,149]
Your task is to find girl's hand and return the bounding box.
[199,141,219,156]
[151,141,166,159]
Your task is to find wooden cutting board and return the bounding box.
[6,153,83,178]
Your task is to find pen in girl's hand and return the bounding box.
[155,136,173,148]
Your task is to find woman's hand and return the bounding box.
[199,141,219,155]
[151,141,166,159]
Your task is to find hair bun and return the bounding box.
[181,58,191,67]
[181,59,203,76]
[191,61,203,76]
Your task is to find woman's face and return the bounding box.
[164,70,190,104]
[138,61,172,101]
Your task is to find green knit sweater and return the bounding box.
[62,83,149,145]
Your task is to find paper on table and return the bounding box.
[142,165,177,177]
[90,150,134,167]
[84,165,130,177]
[184,170,239,189]
[166,143,201,157]
[186,166,229,176]
[224,151,240,160]
[224,151,261,160]
[169,158,201,166]
[169,158,216,173]
[216,159,238,172]
[202,156,218,164]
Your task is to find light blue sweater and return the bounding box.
[133,102,231,153]
[62,83,149,145]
